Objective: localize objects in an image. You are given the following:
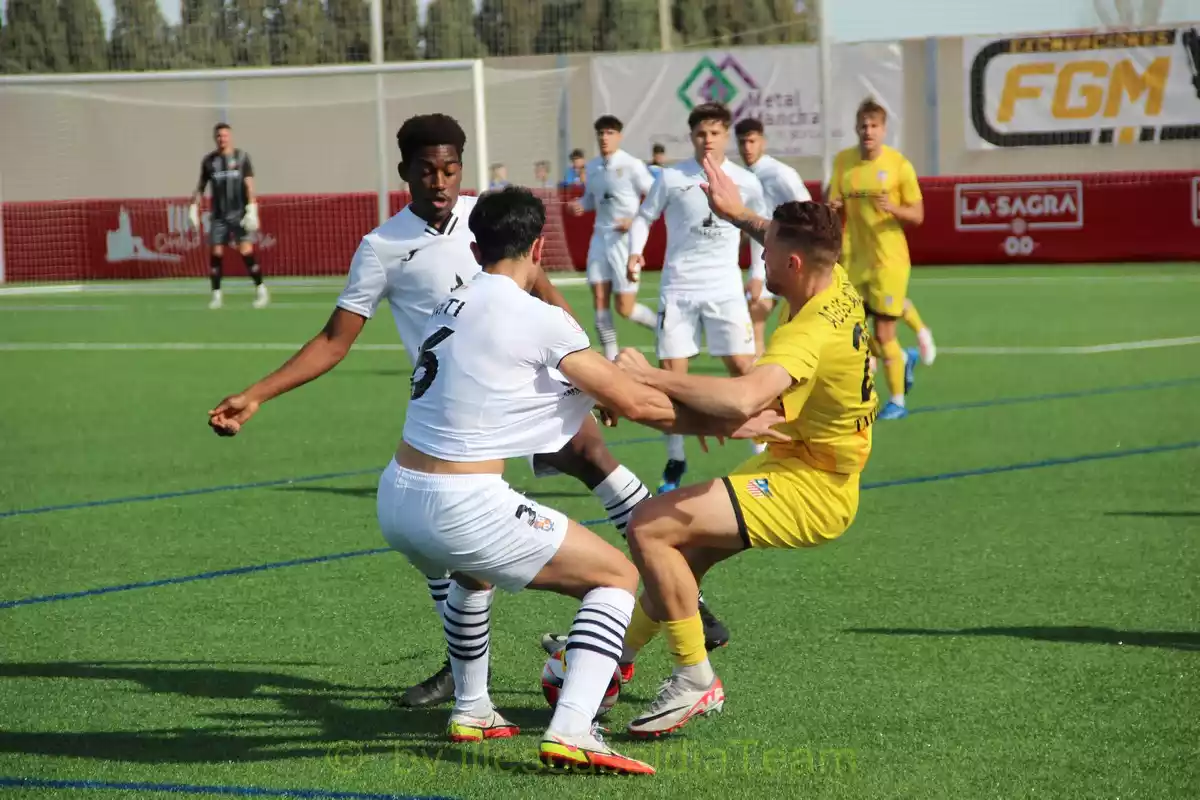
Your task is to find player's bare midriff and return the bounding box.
[395,440,506,475]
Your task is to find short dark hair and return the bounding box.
[214,122,231,136]
[856,98,887,125]
[469,187,546,265]
[734,118,764,138]
[396,113,467,165]
[652,143,666,154]
[594,115,623,132]
[569,148,585,160]
[772,201,842,267]
[687,103,732,130]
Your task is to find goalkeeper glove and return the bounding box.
[243,202,260,232]
[188,203,200,230]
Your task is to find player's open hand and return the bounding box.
[730,407,790,443]
[626,254,644,282]
[208,393,260,437]
[567,200,586,216]
[698,153,748,223]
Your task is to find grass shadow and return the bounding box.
[846,626,1200,651]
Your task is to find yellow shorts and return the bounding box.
[722,453,860,549]
[861,264,910,319]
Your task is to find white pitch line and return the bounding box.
[1,336,1197,355]
[910,274,1200,286]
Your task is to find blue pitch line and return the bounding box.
[0,777,453,800]
[0,548,391,610]
[4,440,1196,612]
[0,469,382,520]
[2,376,1196,523]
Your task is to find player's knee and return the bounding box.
[603,555,639,594]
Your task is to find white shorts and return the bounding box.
[585,231,637,295]
[656,294,756,360]
[377,459,568,592]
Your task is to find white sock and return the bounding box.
[891,395,906,408]
[667,435,686,462]
[425,573,450,623]
[595,309,618,360]
[549,586,634,737]
[675,658,716,688]
[444,581,493,715]
[592,465,649,540]
[628,303,657,329]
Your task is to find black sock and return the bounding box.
[209,254,223,291]
[243,253,262,286]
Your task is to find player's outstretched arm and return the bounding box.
[616,346,793,420]
[557,349,674,426]
[208,307,366,436]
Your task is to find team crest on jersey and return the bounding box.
[745,478,771,498]
[877,170,888,183]
[616,168,624,177]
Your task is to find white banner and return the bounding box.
[964,26,1200,149]
[590,43,904,162]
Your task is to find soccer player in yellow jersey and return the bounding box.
[828,99,933,420]
[609,155,877,737]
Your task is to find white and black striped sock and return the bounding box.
[595,309,619,360]
[592,465,650,539]
[549,586,634,737]
[443,581,493,715]
[426,573,450,622]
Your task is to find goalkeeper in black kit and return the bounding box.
[190,122,269,309]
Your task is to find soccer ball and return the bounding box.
[541,648,621,716]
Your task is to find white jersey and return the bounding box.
[636,157,766,299]
[747,155,811,281]
[580,150,655,234]
[402,272,596,462]
[749,154,811,210]
[336,195,480,361]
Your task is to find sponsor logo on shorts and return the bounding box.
[515,504,557,531]
[746,478,771,498]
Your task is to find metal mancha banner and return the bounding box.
[965,26,1200,149]
[589,43,904,161]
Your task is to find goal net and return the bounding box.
[0,59,579,285]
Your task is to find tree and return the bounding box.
[328,0,370,62]
[423,0,484,59]
[109,0,172,70]
[476,0,543,56]
[672,0,711,49]
[600,0,656,52]
[383,0,418,60]
[2,0,70,72]
[60,0,107,71]
[177,0,233,67]
[272,0,335,64]
[229,0,272,66]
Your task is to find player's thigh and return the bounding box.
[656,296,702,361]
[208,219,229,252]
[625,480,748,556]
[701,296,756,358]
[528,519,638,599]
[605,236,638,298]
[613,291,638,317]
[725,455,861,549]
[585,236,611,290]
[530,413,617,488]
[866,265,909,320]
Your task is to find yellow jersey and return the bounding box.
[828,145,921,276]
[757,265,877,475]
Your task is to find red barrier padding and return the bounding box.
[3,173,1197,283]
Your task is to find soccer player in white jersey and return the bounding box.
[626,102,768,493]
[383,187,781,769]
[568,115,659,360]
[735,117,812,359]
[206,114,729,705]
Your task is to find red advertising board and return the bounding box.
[2,172,1197,283]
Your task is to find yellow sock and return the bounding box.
[882,338,906,400]
[623,598,662,655]
[902,300,925,333]
[664,614,707,667]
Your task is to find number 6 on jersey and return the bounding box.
[411,326,455,400]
